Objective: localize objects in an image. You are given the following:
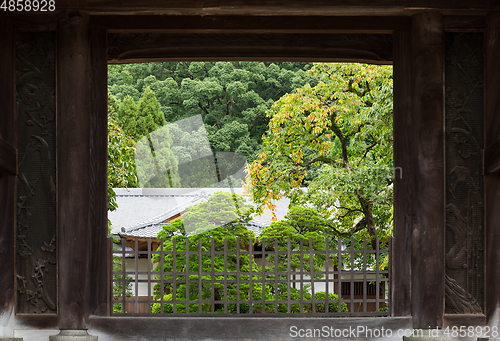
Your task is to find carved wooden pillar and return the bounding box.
[410,12,445,329]
[56,11,92,330]
[485,11,500,326]
[391,27,412,317]
[0,11,17,338]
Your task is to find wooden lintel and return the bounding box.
[484,138,500,174]
[444,15,487,30]
[93,15,409,33]
[107,32,394,64]
[51,0,500,16]
[0,136,17,176]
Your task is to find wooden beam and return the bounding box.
[89,26,110,317]
[410,11,445,329]
[53,0,500,16]
[92,15,409,33]
[391,28,412,317]
[107,32,393,64]
[0,137,17,176]
[0,11,16,331]
[443,15,486,30]
[90,316,412,340]
[484,138,500,174]
[57,11,92,330]
[485,11,500,326]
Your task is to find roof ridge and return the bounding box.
[120,195,209,233]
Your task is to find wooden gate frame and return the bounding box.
[1,3,500,340]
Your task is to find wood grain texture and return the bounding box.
[485,11,500,326]
[391,29,412,317]
[484,138,500,174]
[0,137,17,176]
[0,11,17,322]
[443,15,486,30]
[410,11,445,329]
[107,33,393,64]
[57,11,92,330]
[443,314,486,327]
[90,316,412,341]
[92,15,408,33]
[89,27,110,317]
[53,0,500,16]
[15,315,59,330]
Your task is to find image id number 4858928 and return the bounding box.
[1,0,55,11]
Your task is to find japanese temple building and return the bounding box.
[1,1,500,340]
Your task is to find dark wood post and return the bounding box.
[0,11,17,336]
[89,27,110,317]
[411,12,445,329]
[57,11,92,330]
[485,11,500,326]
[391,27,412,317]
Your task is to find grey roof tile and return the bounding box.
[109,188,290,239]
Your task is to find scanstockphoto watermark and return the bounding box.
[290,325,410,338]
[289,325,499,339]
[362,166,403,180]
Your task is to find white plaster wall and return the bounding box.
[124,258,155,298]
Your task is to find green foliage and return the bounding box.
[108,62,316,162]
[151,194,346,315]
[152,191,262,313]
[117,95,138,137]
[158,191,254,238]
[249,63,393,245]
[112,250,133,313]
[308,292,348,313]
[107,92,137,219]
[135,125,180,188]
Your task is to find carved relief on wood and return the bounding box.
[16,32,57,314]
[444,32,484,314]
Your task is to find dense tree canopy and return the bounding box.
[248,63,394,246]
[108,62,316,161]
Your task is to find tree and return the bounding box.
[108,62,317,162]
[135,124,181,188]
[152,191,266,313]
[152,192,347,314]
[107,92,137,214]
[108,93,137,313]
[248,63,393,248]
[117,87,165,141]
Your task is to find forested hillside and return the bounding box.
[108,62,316,163]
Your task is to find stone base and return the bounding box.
[0,338,23,341]
[49,330,97,341]
[478,339,500,341]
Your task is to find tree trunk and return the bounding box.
[356,191,377,249]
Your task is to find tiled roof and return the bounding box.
[109,188,290,239]
[119,224,165,238]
